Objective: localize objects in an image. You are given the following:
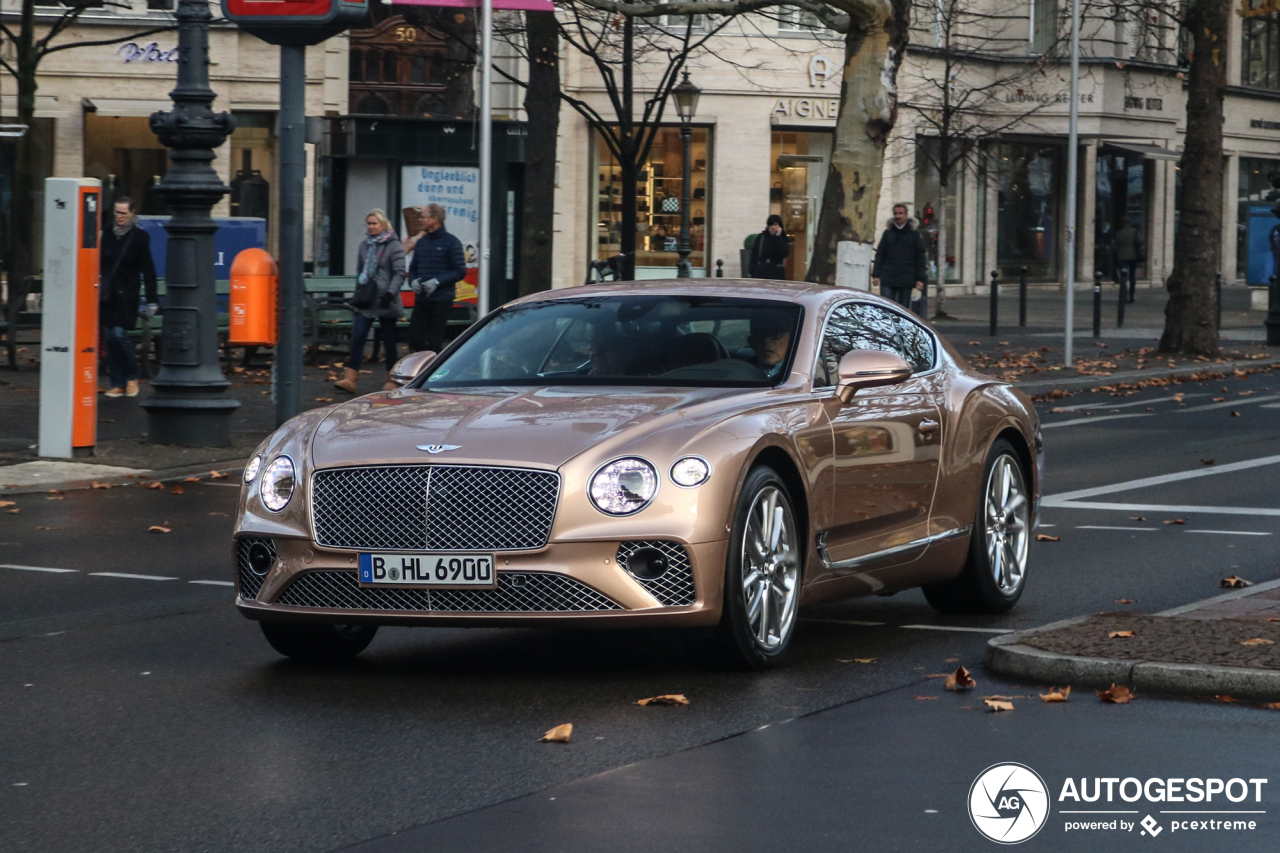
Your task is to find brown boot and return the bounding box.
[382,375,397,391]
[334,367,359,393]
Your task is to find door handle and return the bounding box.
[918,418,940,435]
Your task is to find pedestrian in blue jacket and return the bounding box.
[407,202,467,353]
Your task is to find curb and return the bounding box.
[0,461,246,495]
[984,583,1280,701]
[1012,355,1280,395]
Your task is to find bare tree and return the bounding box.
[519,10,558,295]
[0,1,173,287]
[898,0,1061,316]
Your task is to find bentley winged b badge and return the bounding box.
[416,444,461,454]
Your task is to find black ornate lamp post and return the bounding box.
[142,0,238,446]
[671,71,700,279]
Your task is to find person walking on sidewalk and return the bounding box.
[99,197,157,398]
[407,202,466,354]
[748,214,791,279]
[1112,216,1143,301]
[871,203,927,309]
[336,209,405,394]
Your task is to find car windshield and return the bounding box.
[417,295,804,388]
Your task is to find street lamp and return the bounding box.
[671,71,700,279]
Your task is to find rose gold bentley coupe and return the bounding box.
[234,280,1042,668]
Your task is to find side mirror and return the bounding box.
[835,350,912,403]
[389,350,437,386]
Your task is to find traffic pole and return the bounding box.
[275,43,306,426]
[1018,266,1027,327]
[989,269,998,337]
[1093,269,1102,339]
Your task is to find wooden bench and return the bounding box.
[2,276,42,369]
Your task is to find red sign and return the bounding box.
[222,0,369,44]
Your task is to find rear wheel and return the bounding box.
[259,622,378,661]
[922,438,1029,615]
[714,466,802,669]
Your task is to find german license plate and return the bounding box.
[358,553,496,587]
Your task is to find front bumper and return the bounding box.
[234,536,728,628]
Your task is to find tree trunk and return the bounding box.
[617,17,637,281]
[1159,0,1230,356]
[518,11,559,296]
[807,0,909,285]
[8,0,38,290]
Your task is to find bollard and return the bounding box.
[1117,271,1126,329]
[1093,269,1103,339]
[1019,266,1028,327]
[918,276,928,320]
[989,269,999,336]
[1128,262,1137,304]
[715,259,724,278]
[1268,275,1280,345]
[1215,271,1222,334]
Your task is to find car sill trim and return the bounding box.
[817,525,972,571]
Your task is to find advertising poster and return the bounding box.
[1247,204,1280,285]
[400,165,480,304]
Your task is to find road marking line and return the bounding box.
[1043,453,1280,503]
[899,624,1014,634]
[800,618,886,627]
[88,572,178,581]
[200,481,240,488]
[1261,402,1280,409]
[1044,500,1280,517]
[0,564,78,573]
[1184,529,1271,536]
[1178,396,1279,413]
[189,579,235,586]
[1049,394,1207,412]
[1075,525,1158,531]
[1041,413,1153,429]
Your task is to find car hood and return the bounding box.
[309,386,748,470]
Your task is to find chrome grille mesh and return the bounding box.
[235,536,276,601]
[311,465,560,551]
[616,540,696,607]
[274,570,622,613]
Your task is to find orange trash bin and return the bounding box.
[229,248,278,346]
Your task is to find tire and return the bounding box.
[714,466,803,669]
[922,438,1030,615]
[259,621,378,661]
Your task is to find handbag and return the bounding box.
[769,181,783,202]
[349,244,383,310]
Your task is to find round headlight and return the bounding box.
[260,455,296,512]
[589,457,658,515]
[670,456,710,488]
[243,454,263,484]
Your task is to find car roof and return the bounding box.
[507,278,904,313]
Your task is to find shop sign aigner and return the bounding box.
[772,54,841,126]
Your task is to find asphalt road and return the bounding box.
[3,368,1280,852]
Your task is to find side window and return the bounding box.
[815,303,936,386]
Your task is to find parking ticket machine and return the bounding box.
[38,178,102,458]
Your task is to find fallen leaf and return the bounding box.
[183,477,200,483]
[1129,516,1146,521]
[944,666,976,692]
[1239,390,1255,396]
[1035,534,1061,542]
[210,471,228,479]
[0,500,13,507]
[91,481,111,489]
[46,495,63,500]
[1240,638,1275,646]
[1265,702,1280,710]
[540,723,573,743]
[636,694,689,706]
[1267,618,1280,623]
[1231,411,1241,417]
[1040,686,1072,702]
[47,489,63,495]
[1212,398,1226,403]
[1213,695,1239,703]
[985,699,1014,712]
[1116,599,1135,604]
[1173,393,1186,402]
[1109,630,1136,639]
[1097,684,1134,704]
[315,397,334,403]
[915,695,939,701]
[1163,519,1186,525]
[147,482,163,490]
[925,673,951,678]
[170,486,184,495]
[1221,575,1254,588]
[6,509,19,514]
[1201,458,1215,465]
[148,525,172,534]
[34,526,59,530]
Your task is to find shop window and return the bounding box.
[82,115,170,217]
[1242,1,1280,91]
[1093,150,1148,283]
[411,55,427,85]
[146,0,175,9]
[1030,0,1057,55]
[593,128,711,277]
[230,112,279,254]
[349,17,450,117]
[914,137,962,284]
[1237,157,1280,283]
[350,50,364,83]
[994,142,1061,281]
[355,94,393,115]
[366,50,383,83]
[383,51,399,84]
[768,131,832,281]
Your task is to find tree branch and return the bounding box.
[43,26,178,56]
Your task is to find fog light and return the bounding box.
[247,541,274,576]
[624,547,669,580]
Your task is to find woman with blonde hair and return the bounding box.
[336,208,405,393]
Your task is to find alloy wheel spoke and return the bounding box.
[755,583,772,644]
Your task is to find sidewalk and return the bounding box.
[986,579,1280,701]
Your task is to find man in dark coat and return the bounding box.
[871,203,927,309]
[99,197,157,397]
[407,202,467,353]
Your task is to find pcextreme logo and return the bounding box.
[969,763,1051,844]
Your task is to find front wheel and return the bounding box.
[260,621,378,662]
[714,466,803,669]
[923,439,1030,614]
